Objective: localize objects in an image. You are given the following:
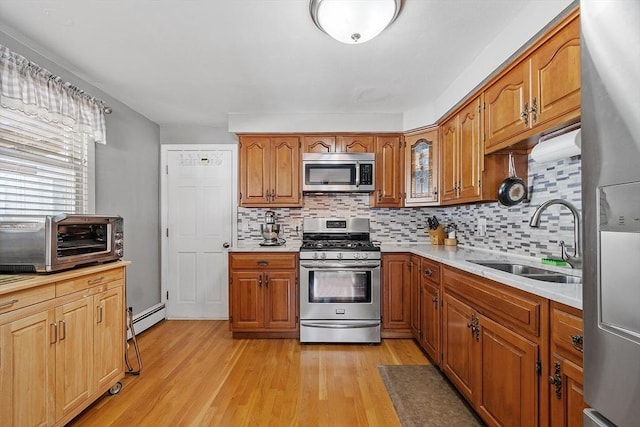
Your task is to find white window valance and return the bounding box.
[0,44,106,144]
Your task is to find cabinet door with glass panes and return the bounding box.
[404,127,439,206]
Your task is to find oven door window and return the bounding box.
[305,164,355,186]
[308,270,371,303]
[57,224,109,257]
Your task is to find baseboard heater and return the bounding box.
[127,302,166,340]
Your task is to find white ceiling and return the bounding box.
[0,1,569,130]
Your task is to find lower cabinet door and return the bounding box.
[442,291,477,403]
[93,285,125,392]
[476,313,539,427]
[0,309,56,427]
[56,297,93,419]
[549,355,587,427]
[264,271,297,330]
[420,281,440,364]
[230,271,265,330]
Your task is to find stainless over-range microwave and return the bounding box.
[302,152,375,192]
[0,214,123,273]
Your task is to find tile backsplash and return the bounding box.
[238,155,582,260]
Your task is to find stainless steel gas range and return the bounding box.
[299,218,381,343]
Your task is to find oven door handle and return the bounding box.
[300,321,380,329]
[300,262,380,269]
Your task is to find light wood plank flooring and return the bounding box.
[68,320,429,426]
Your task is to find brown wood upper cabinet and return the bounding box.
[440,95,525,205]
[371,134,404,207]
[484,11,580,153]
[302,134,374,153]
[404,127,439,206]
[238,135,302,207]
[440,96,484,204]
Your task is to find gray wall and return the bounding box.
[0,32,161,315]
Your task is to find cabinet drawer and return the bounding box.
[0,284,55,314]
[551,302,583,365]
[230,253,297,270]
[443,266,543,337]
[56,268,125,296]
[421,258,440,284]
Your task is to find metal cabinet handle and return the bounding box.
[265,274,269,287]
[0,299,18,308]
[96,305,103,323]
[88,276,105,285]
[59,320,66,341]
[570,334,584,352]
[424,268,432,276]
[549,361,562,399]
[521,102,530,126]
[467,314,480,341]
[222,242,230,248]
[530,97,538,123]
[258,275,262,288]
[50,323,58,344]
[257,260,269,266]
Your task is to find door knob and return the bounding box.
[222,242,230,248]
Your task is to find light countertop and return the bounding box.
[381,243,582,309]
[230,243,301,252]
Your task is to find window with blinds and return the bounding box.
[0,107,90,215]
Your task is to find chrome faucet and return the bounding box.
[529,199,582,269]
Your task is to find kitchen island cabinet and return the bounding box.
[0,262,128,427]
[228,252,298,338]
[238,135,302,207]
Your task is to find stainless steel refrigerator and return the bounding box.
[581,1,640,426]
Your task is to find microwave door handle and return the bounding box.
[355,162,360,188]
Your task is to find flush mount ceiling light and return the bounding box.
[310,0,402,44]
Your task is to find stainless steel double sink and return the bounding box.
[467,260,582,284]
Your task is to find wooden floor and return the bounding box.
[68,320,429,426]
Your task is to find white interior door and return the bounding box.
[162,146,236,319]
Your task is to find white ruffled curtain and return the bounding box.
[0,43,106,144]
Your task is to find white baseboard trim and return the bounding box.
[127,303,166,340]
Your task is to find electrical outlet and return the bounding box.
[477,218,487,237]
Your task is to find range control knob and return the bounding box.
[337,253,343,260]
[353,253,360,259]
[320,253,327,260]
[361,253,368,259]
[312,253,319,259]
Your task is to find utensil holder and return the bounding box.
[429,225,445,245]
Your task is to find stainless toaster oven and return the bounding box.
[0,214,123,273]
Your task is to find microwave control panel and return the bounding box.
[360,164,373,185]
